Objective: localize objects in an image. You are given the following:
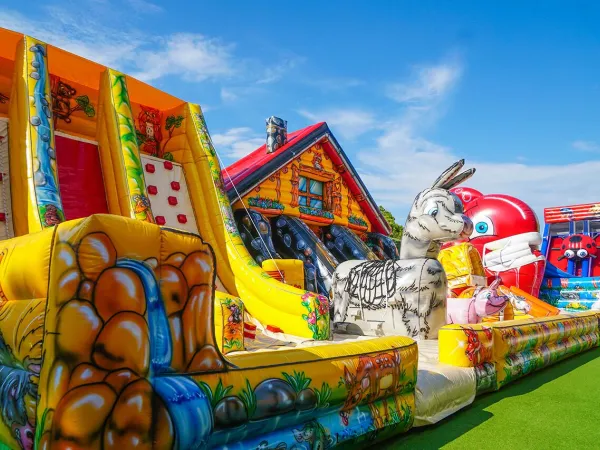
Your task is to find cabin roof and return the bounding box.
[222,122,391,235]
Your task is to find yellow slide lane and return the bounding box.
[94,70,329,341]
[184,104,329,340]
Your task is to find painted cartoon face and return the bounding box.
[556,234,598,261]
[407,189,473,243]
[13,422,34,450]
[457,194,540,250]
[449,190,546,297]
[145,122,154,139]
[560,207,574,220]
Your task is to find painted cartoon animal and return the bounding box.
[553,234,598,261]
[43,204,62,226]
[291,421,334,450]
[227,303,242,324]
[499,326,525,349]
[446,278,509,324]
[0,330,38,450]
[331,160,475,339]
[0,366,35,450]
[132,194,152,221]
[463,328,493,364]
[340,349,402,428]
[256,440,287,450]
[509,291,532,314]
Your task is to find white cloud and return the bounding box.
[297,108,376,140]
[572,140,600,152]
[257,57,305,84]
[126,0,163,13]
[386,57,462,104]
[212,127,265,159]
[355,54,598,224]
[0,3,287,88]
[360,142,600,223]
[132,33,235,82]
[220,88,238,102]
[0,8,142,69]
[219,85,267,103]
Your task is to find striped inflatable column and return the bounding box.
[98,69,154,223]
[8,36,65,235]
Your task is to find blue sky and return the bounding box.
[3,0,600,223]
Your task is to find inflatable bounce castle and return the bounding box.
[0,27,597,450]
[540,202,600,310]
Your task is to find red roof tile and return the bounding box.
[222,122,325,190]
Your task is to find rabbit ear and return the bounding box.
[489,278,501,289]
[439,168,476,190]
[431,160,465,189]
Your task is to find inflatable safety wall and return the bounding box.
[37,215,224,449]
[439,313,600,393]
[0,213,419,449]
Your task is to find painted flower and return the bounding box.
[317,303,328,316]
[317,296,329,315]
[307,312,317,325]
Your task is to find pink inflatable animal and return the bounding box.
[446,278,509,324]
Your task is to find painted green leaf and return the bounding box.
[121,132,137,144]
[75,95,90,108]
[83,104,96,117]
[166,114,184,130]
[136,129,147,145]
[34,407,49,450]
[239,379,257,418]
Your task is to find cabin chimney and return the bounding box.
[266,116,287,154]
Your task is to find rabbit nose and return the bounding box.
[460,215,473,238]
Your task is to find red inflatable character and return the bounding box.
[450,188,546,297]
[554,234,598,261]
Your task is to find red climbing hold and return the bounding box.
[170,181,181,191]
[168,196,178,206]
[163,161,173,170]
[145,163,155,173]
[155,216,166,225]
[148,185,158,195]
[177,214,187,224]
[0,213,5,222]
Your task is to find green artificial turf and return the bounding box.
[382,347,600,449]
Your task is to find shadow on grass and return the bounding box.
[378,347,600,449]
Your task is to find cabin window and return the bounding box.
[299,176,324,209]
